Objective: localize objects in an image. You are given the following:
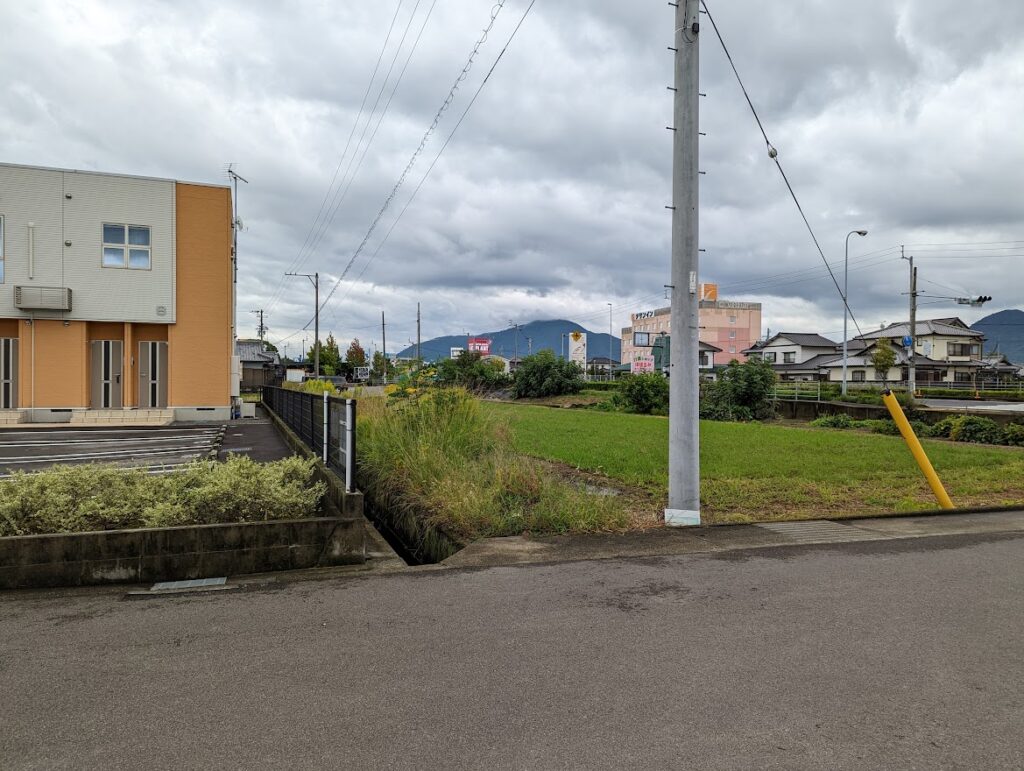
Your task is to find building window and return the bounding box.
[729,315,737,324]
[0,214,4,282]
[103,223,151,269]
[729,346,736,354]
[728,330,737,339]
[954,371,973,383]
[852,371,866,382]
[783,352,795,363]
[763,352,777,363]
[948,343,981,357]
[633,332,650,347]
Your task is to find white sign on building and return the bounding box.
[450,347,465,359]
[632,354,655,374]
[569,331,587,368]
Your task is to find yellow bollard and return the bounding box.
[881,390,955,509]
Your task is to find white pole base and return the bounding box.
[665,508,701,527]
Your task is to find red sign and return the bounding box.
[467,337,491,355]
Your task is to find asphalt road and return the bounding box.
[2,533,1022,770]
[0,426,222,475]
[920,398,1024,412]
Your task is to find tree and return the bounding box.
[701,357,777,421]
[309,333,342,376]
[512,350,584,399]
[371,350,395,382]
[619,373,669,414]
[871,341,897,384]
[263,341,278,353]
[346,338,367,368]
[436,351,510,391]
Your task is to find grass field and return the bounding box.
[487,403,1024,524]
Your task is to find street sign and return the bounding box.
[902,335,913,348]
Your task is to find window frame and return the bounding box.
[763,351,777,363]
[102,223,152,271]
[633,331,651,347]
[783,352,796,364]
[852,370,866,382]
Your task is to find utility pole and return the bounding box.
[526,337,533,355]
[227,167,248,350]
[286,272,320,378]
[607,302,614,380]
[902,246,917,396]
[666,0,701,527]
[250,309,266,343]
[381,311,387,381]
[416,303,422,365]
[509,321,520,364]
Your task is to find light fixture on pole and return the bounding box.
[841,229,868,396]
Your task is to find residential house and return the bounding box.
[236,339,282,389]
[0,161,236,422]
[743,332,838,381]
[845,318,986,385]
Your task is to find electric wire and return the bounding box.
[700,0,863,337]
[265,1,407,314]
[311,1,518,328]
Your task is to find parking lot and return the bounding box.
[0,425,224,477]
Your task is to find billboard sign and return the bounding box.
[450,347,466,359]
[467,337,491,355]
[631,355,655,374]
[569,331,587,368]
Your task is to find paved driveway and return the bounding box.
[2,531,1021,769]
[0,425,222,476]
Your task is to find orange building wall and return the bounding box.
[168,183,233,407]
[17,320,89,408]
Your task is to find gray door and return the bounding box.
[138,341,168,408]
[90,340,123,409]
[0,338,17,409]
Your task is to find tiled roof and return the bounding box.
[855,320,983,341]
[235,340,280,365]
[767,332,839,348]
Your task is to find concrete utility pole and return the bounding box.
[381,311,387,382]
[902,246,917,395]
[607,302,614,380]
[665,0,701,527]
[286,272,320,378]
[526,337,533,355]
[250,309,266,343]
[510,321,520,364]
[416,303,421,365]
[841,229,868,396]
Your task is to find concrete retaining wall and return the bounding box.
[777,399,1023,426]
[0,517,364,590]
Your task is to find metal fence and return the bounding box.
[262,386,357,492]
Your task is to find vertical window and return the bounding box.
[729,315,737,324]
[783,352,796,363]
[0,214,5,282]
[103,223,151,269]
[728,330,737,339]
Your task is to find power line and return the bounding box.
[319,0,536,325]
[265,1,407,314]
[700,0,863,338]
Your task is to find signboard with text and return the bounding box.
[569,331,587,369]
[467,338,491,355]
[631,355,655,374]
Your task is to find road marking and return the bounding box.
[755,520,890,544]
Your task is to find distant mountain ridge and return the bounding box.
[396,319,621,362]
[972,309,1024,362]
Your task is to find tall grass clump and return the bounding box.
[0,456,324,537]
[357,388,628,541]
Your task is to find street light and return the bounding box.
[841,229,868,396]
[607,302,613,381]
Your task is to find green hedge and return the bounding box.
[809,413,1023,447]
[0,456,325,537]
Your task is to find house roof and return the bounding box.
[855,319,983,341]
[763,332,839,348]
[235,340,280,365]
[771,353,842,372]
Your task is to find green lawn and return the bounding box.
[487,403,1024,524]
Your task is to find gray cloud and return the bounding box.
[1,0,1021,356]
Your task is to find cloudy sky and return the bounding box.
[3,0,1022,355]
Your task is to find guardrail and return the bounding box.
[262,387,356,493]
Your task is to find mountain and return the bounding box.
[972,309,1024,362]
[396,319,621,363]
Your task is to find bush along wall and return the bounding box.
[809,413,1022,447]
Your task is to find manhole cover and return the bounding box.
[754,520,887,544]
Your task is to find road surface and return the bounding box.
[2,532,1022,769]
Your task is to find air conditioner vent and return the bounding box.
[14,286,72,311]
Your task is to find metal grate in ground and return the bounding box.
[754,520,891,544]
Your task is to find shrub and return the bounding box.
[618,373,669,415]
[926,416,960,438]
[1003,423,1024,447]
[811,413,855,429]
[284,379,338,395]
[949,415,1004,445]
[512,350,585,399]
[0,456,325,537]
[702,358,776,421]
[435,351,511,392]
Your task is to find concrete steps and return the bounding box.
[0,410,27,425]
[70,409,174,426]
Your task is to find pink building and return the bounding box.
[620,299,762,369]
